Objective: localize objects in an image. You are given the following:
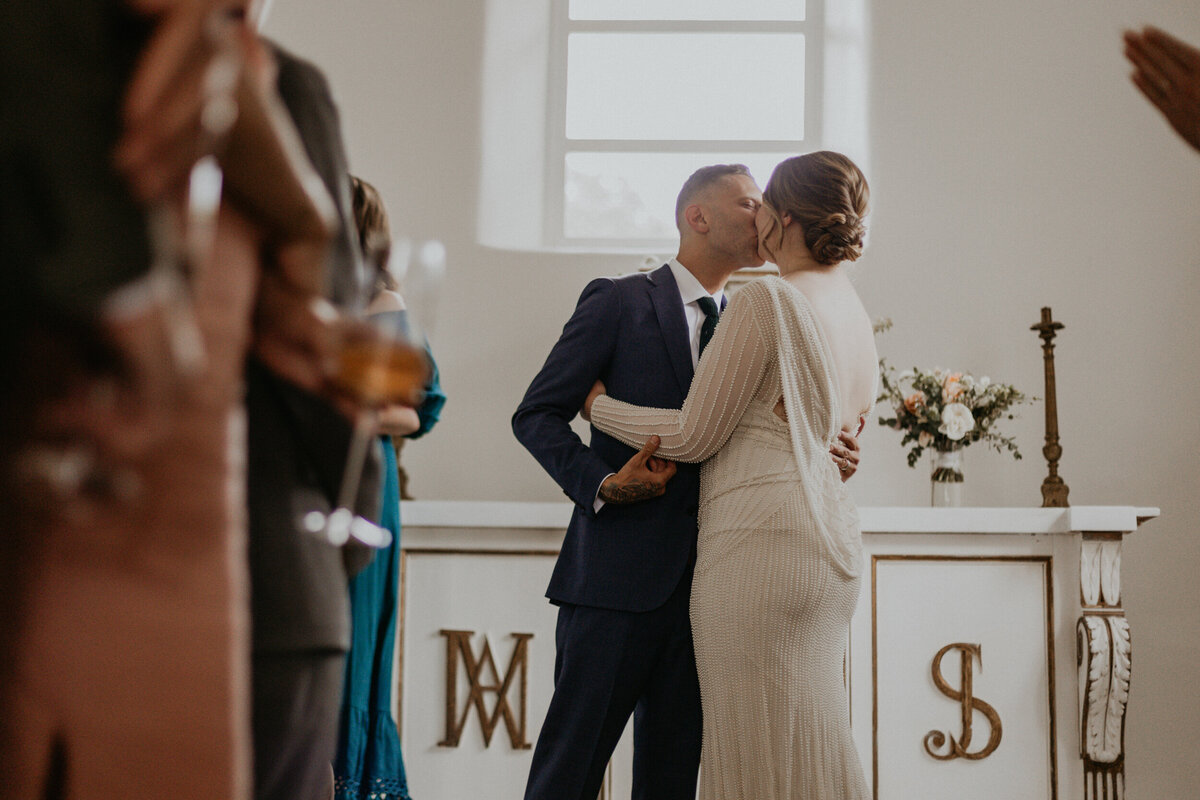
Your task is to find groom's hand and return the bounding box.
[598,436,676,504]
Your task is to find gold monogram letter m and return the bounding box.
[438,629,534,749]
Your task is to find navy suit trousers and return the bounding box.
[524,567,702,800]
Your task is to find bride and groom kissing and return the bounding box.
[514,153,877,800]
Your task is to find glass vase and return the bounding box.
[930,449,964,507]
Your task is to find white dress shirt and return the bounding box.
[667,258,726,368]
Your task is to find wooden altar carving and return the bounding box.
[1077,533,1131,800]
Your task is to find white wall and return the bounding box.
[265,1,1200,794]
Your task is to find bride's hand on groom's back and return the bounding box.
[831,426,862,483]
[581,380,605,421]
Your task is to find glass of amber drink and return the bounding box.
[308,238,443,548]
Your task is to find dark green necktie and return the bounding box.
[697,296,720,357]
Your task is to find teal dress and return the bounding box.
[334,337,445,800]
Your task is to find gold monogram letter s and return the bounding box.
[924,642,1003,761]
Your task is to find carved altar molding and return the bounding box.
[1080,536,1122,608]
[1077,527,1132,800]
[1077,616,1131,764]
[1076,615,1131,800]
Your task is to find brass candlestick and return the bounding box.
[1031,307,1069,507]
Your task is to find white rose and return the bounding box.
[979,376,991,389]
[939,402,975,441]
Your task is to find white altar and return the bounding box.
[395,502,1157,800]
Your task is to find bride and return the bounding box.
[584,151,876,799]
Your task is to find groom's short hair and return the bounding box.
[675,163,753,230]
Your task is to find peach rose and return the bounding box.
[942,373,965,402]
[904,392,926,413]
[918,430,934,447]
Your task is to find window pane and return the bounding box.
[566,33,804,141]
[569,0,805,21]
[564,151,794,240]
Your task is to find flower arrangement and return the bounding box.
[875,322,1031,473]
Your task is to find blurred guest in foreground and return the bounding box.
[0,0,343,797]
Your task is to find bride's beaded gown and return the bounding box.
[590,275,870,799]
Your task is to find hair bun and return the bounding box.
[763,151,870,266]
[809,213,865,265]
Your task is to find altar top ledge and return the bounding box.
[400,501,1159,535]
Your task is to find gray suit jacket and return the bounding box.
[246,42,381,654]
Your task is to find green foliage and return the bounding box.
[874,325,1032,469]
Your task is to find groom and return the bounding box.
[513,164,860,799]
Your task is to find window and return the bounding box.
[549,2,817,249]
[475,0,865,254]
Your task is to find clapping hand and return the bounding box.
[1124,26,1200,153]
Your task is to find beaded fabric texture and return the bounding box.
[590,275,871,799]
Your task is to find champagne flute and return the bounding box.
[303,237,444,549]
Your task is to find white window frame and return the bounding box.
[543,3,824,252]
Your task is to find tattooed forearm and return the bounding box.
[599,479,665,504]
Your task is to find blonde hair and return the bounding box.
[760,151,869,266]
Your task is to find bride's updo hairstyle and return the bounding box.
[760,151,869,266]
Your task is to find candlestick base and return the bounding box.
[1040,477,1069,508]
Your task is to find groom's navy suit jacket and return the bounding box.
[514,264,702,612]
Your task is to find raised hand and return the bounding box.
[1124,26,1200,153]
[598,436,677,504]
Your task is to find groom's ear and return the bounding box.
[683,203,709,234]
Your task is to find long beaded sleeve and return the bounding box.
[590,280,772,463]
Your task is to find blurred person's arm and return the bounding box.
[116,1,340,401]
[118,0,334,241]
